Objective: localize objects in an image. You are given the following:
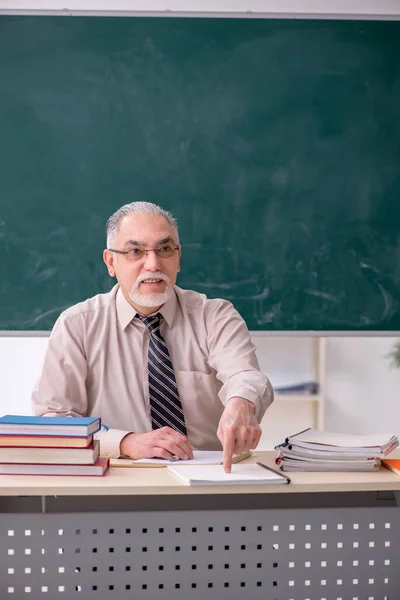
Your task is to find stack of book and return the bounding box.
[275,428,399,472]
[0,415,109,476]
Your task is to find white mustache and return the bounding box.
[136,272,170,286]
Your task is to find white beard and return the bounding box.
[129,271,173,308]
[129,286,173,308]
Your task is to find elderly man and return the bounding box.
[32,202,273,471]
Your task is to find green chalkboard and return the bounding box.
[0,16,399,331]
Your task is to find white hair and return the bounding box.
[106,201,179,248]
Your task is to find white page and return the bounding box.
[281,456,376,464]
[167,463,289,485]
[280,445,380,458]
[124,450,252,466]
[111,450,252,468]
[129,450,225,466]
[289,429,397,448]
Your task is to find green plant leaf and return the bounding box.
[386,340,400,369]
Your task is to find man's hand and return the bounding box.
[119,427,193,460]
[217,397,261,473]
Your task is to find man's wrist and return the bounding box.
[227,396,256,414]
[120,432,135,457]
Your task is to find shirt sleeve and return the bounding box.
[206,300,274,421]
[31,313,131,458]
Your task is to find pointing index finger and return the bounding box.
[223,434,235,473]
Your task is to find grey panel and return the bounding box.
[1,507,398,600]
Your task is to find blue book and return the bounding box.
[274,382,319,395]
[0,415,101,437]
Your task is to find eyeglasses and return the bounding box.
[107,245,179,261]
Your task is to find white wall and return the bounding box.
[325,337,400,434]
[0,337,48,417]
[1,335,399,449]
[254,335,400,448]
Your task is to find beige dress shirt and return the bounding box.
[32,284,273,457]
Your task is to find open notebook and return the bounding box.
[110,450,251,468]
[167,462,290,486]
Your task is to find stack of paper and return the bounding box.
[275,428,399,472]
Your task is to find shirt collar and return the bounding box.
[116,286,177,331]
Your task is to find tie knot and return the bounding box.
[136,312,162,334]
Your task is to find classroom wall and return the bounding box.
[1,4,398,444]
[1,335,398,448]
[257,335,400,448]
[325,337,400,434]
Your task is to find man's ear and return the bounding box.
[103,249,116,278]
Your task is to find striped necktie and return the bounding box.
[137,313,187,436]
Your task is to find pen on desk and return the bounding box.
[256,462,291,484]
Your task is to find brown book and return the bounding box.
[0,434,93,448]
[0,439,99,465]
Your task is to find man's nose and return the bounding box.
[143,249,161,270]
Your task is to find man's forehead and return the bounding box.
[117,213,176,242]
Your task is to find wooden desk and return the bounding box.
[1,451,399,599]
[1,450,400,496]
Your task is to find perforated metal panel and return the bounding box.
[1,506,399,599]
